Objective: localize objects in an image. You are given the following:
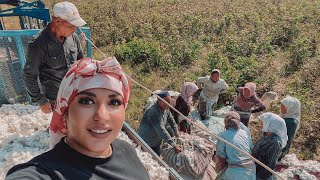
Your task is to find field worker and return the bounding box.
[138,91,182,156]
[252,113,288,180]
[6,57,150,179]
[278,96,301,161]
[172,82,199,133]
[232,82,266,126]
[196,69,229,120]
[215,111,255,180]
[23,1,86,114]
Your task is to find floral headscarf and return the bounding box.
[50,57,130,134]
[180,82,199,106]
[259,112,288,148]
[224,111,241,130]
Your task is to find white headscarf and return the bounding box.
[259,112,288,148]
[280,96,301,121]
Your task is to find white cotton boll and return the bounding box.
[0,123,8,141]
[298,169,317,180]
[212,106,231,118]
[278,167,295,179]
[300,161,320,173]
[281,154,300,166]
[134,146,169,180]
[278,154,320,180]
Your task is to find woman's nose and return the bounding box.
[93,103,110,122]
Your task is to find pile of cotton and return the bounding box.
[0,104,169,180]
[277,154,320,180]
[0,104,51,179]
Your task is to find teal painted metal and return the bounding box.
[0,0,49,29]
[0,27,92,56]
[0,27,92,105]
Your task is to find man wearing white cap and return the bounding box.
[23,2,86,114]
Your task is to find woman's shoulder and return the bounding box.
[113,139,136,152]
[6,161,56,180]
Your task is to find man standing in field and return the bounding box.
[23,2,86,113]
[138,91,182,156]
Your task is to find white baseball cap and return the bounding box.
[52,1,86,27]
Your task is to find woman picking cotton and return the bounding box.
[196,69,229,120]
[215,111,256,180]
[232,82,266,127]
[252,112,288,180]
[172,82,199,133]
[6,57,150,180]
[278,96,301,161]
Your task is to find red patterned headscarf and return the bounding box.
[50,57,130,134]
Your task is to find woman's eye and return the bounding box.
[78,97,94,105]
[109,99,122,106]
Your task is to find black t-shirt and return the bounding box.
[6,139,150,180]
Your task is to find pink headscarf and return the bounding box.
[180,82,199,106]
[50,57,130,134]
[243,82,257,96]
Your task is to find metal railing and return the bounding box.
[0,27,92,105]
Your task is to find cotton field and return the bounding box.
[0,103,319,180]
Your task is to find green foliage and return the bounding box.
[271,23,299,49]
[284,37,317,76]
[62,0,320,160]
[115,38,200,71]
[115,38,161,71]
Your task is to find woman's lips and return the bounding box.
[88,127,112,139]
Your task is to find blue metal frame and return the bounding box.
[0,27,92,58]
[0,27,92,104]
[0,0,49,29]
[0,1,49,21]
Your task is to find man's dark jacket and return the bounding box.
[23,25,84,105]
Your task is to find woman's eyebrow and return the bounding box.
[77,91,96,97]
[108,94,121,98]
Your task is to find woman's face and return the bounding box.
[243,88,251,98]
[210,72,219,82]
[65,88,125,157]
[280,103,287,114]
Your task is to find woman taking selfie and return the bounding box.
[6,57,150,180]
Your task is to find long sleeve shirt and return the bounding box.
[234,87,266,112]
[252,133,282,179]
[138,102,178,148]
[23,25,84,105]
[279,117,298,159]
[216,129,255,180]
[196,76,229,100]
